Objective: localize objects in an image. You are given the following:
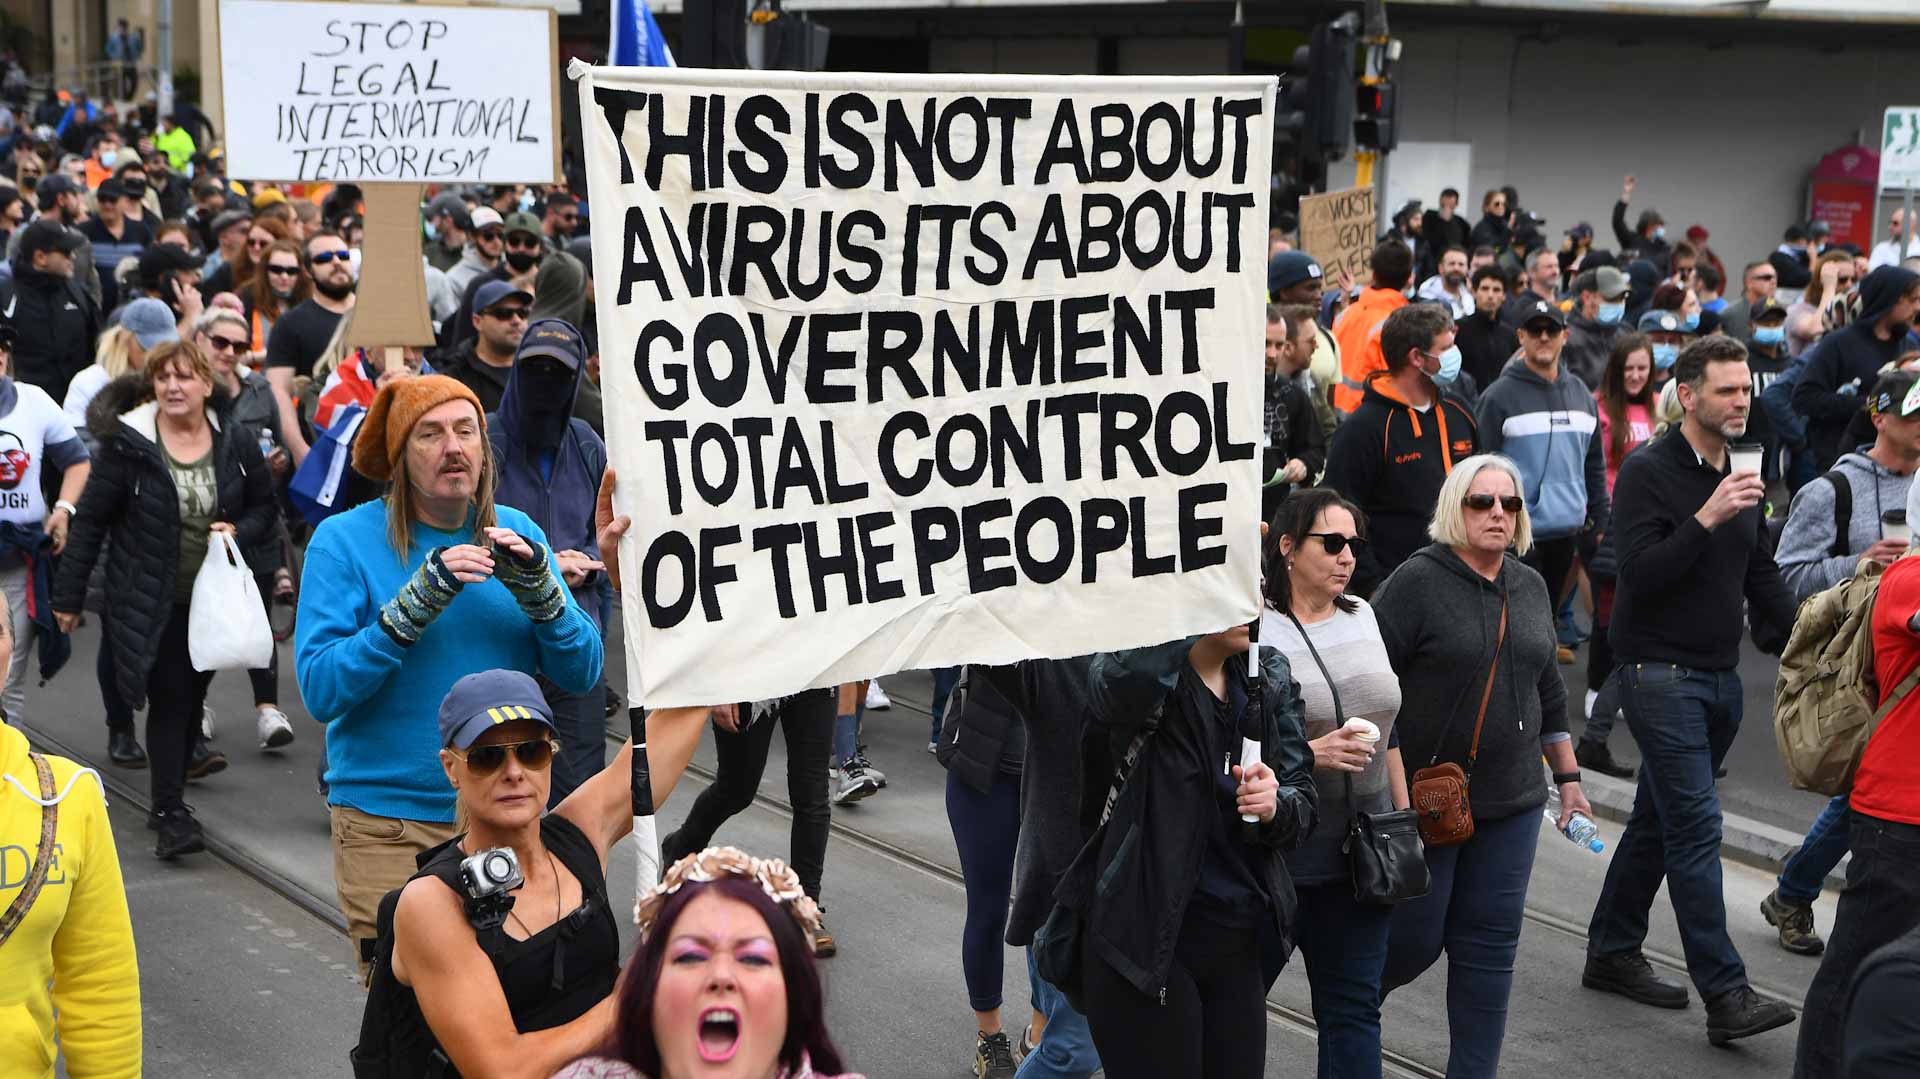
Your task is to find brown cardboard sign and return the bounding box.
[1299,187,1377,283]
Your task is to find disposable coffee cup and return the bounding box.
[1344,718,1380,745]
[1728,442,1765,477]
[1885,510,1911,546]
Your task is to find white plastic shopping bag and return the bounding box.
[188,532,274,672]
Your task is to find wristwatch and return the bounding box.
[1552,770,1582,786]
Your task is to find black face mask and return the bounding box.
[504,249,540,273]
[122,180,147,199]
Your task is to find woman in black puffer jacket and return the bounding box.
[53,341,280,859]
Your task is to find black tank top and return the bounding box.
[372,815,620,1078]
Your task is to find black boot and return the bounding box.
[1575,739,1634,779]
[153,807,206,859]
[1705,985,1796,1046]
[187,736,227,781]
[1583,951,1689,1009]
[107,728,148,769]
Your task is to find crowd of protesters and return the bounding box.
[1,75,1919,1079]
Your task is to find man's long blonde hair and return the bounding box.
[383,403,500,564]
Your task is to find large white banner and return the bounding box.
[577,65,1273,707]
[218,0,558,183]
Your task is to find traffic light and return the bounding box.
[1355,79,1398,152]
[1304,14,1357,161]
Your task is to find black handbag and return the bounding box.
[1285,611,1431,906]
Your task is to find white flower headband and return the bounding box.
[635,846,824,938]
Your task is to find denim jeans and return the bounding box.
[1383,808,1540,1079]
[930,666,961,744]
[1018,949,1101,1079]
[1588,662,1748,997]
[1793,813,1920,1079]
[1777,795,1852,906]
[833,684,866,768]
[1295,882,1394,1079]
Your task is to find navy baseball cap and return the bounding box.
[516,318,585,370]
[1268,251,1323,295]
[438,670,557,749]
[473,279,532,315]
[1637,309,1682,333]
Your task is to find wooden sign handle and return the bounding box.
[347,183,437,349]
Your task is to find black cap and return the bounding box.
[1267,251,1323,294]
[34,172,81,211]
[138,243,203,285]
[1519,298,1567,330]
[17,218,84,259]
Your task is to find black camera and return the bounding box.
[458,847,523,931]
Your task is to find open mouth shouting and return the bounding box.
[697,1007,741,1063]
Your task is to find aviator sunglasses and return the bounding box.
[453,738,560,776]
[1463,493,1525,513]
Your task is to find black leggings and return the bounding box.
[148,604,215,813]
[662,688,832,900]
[945,767,1022,1013]
[1083,915,1267,1079]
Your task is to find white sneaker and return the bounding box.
[832,757,881,805]
[1583,688,1599,719]
[201,705,215,740]
[865,681,892,711]
[257,706,295,749]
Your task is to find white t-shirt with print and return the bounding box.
[0,382,83,525]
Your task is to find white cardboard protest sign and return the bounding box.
[217,0,559,183]
[577,65,1273,707]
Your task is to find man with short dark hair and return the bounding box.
[422,191,470,273]
[1260,305,1327,519]
[541,193,578,250]
[263,230,355,392]
[1422,188,1472,267]
[1332,239,1414,414]
[1718,261,1778,341]
[76,176,150,310]
[1584,335,1798,1046]
[1562,265,1632,389]
[1323,302,1478,596]
[1457,265,1521,389]
[1772,225,1816,295]
[1416,245,1474,319]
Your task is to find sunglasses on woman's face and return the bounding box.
[265,263,300,277]
[1463,493,1525,513]
[205,334,246,353]
[455,738,560,776]
[1304,532,1368,556]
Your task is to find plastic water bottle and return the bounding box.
[1544,787,1605,852]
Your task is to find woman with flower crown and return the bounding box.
[551,846,863,1079]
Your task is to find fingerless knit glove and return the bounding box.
[493,540,567,624]
[379,547,465,647]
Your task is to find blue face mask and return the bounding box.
[1597,301,1626,325]
[1652,343,1680,370]
[423,220,439,242]
[1753,325,1785,347]
[518,189,537,213]
[1653,225,1668,242]
[1681,311,1700,332]
[1430,346,1463,385]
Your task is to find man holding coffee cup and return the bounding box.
[1764,368,1920,957]
[1584,336,1800,1045]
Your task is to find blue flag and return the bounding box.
[611,0,674,68]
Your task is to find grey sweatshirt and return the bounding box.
[1776,449,1914,601]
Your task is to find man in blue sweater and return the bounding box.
[1476,298,1610,641]
[295,373,604,971]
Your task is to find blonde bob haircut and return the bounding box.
[1428,453,1533,556]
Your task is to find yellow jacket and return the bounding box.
[0,723,140,1079]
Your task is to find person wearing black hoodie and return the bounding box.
[1457,267,1520,390]
[485,319,610,806]
[1,218,101,402]
[1789,265,1920,471]
[1323,304,1480,597]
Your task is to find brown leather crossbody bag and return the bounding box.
[1409,598,1506,848]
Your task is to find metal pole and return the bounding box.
[157,0,175,118]
[1907,187,1916,264]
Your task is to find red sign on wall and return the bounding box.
[1809,145,1880,249]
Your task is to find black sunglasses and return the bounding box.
[265,263,301,276]
[455,738,559,776]
[1463,494,1525,513]
[485,306,530,322]
[205,335,246,353]
[309,250,350,265]
[1304,532,1367,556]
